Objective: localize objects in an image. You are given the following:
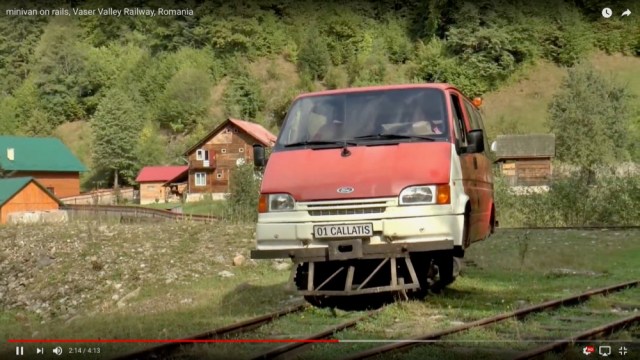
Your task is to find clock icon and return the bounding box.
[602,7,613,18]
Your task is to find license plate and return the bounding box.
[313,223,373,239]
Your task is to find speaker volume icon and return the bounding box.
[53,346,63,356]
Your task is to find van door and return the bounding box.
[462,99,494,240]
[448,92,478,246]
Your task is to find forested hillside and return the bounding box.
[0,0,638,189]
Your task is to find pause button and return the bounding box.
[16,346,24,355]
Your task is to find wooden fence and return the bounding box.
[61,188,136,205]
[62,204,217,223]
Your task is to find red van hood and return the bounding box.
[261,142,452,201]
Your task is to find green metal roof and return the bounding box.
[0,177,62,207]
[0,136,86,172]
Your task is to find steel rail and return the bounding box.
[513,314,640,360]
[341,279,639,360]
[250,309,381,360]
[111,304,305,360]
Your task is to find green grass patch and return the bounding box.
[140,199,227,217]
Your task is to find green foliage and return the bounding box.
[21,109,53,137]
[91,87,144,186]
[156,67,212,133]
[412,39,485,96]
[348,52,388,87]
[379,17,413,64]
[198,12,287,58]
[324,66,349,90]
[540,10,593,66]
[0,97,19,135]
[0,14,46,95]
[225,163,260,223]
[548,65,632,170]
[297,29,331,81]
[592,18,640,55]
[32,18,89,124]
[495,172,640,227]
[223,71,265,120]
[135,121,168,169]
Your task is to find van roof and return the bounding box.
[295,83,456,100]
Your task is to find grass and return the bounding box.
[1,225,638,359]
[141,199,227,217]
[482,52,640,138]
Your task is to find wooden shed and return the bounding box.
[493,134,556,186]
[183,118,276,194]
[0,177,62,224]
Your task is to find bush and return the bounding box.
[548,65,632,170]
[225,163,261,223]
[494,172,640,227]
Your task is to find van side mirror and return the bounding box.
[253,144,267,167]
[466,129,484,153]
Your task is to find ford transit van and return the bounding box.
[251,84,495,306]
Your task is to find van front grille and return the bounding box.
[308,207,386,216]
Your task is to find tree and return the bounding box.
[296,28,331,81]
[21,109,53,136]
[91,88,143,188]
[135,120,168,169]
[0,96,19,135]
[156,67,212,133]
[223,71,265,120]
[548,65,632,177]
[32,18,90,124]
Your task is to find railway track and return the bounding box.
[111,304,306,360]
[513,314,639,359]
[341,279,640,360]
[249,309,381,360]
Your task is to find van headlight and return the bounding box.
[259,194,295,212]
[399,185,450,205]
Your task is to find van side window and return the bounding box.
[450,94,467,145]
[463,100,481,130]
[463,100,490,152]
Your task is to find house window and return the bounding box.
[239,148,244,153]
[233,128,239,133]
[216,172,223,179]
[195,173,207,186]
[221,148,227,154]
[196,149,205,161]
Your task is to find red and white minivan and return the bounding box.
[251,84,495,306]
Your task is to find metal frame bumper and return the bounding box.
[250,239,454,262]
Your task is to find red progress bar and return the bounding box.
[8,339,339,344]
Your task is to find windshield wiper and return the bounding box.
[283,140,359,148]
[354,134,438,141]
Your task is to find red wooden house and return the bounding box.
[183,118,276,196]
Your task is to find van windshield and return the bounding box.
[276,88,449,148]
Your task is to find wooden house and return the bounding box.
[0,177,62,224]
[135,166,188,204]
[493,134,556,186]
[0,136,86,198]
[183,118,276,195]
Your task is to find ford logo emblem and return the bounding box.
[337,187,354,194]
